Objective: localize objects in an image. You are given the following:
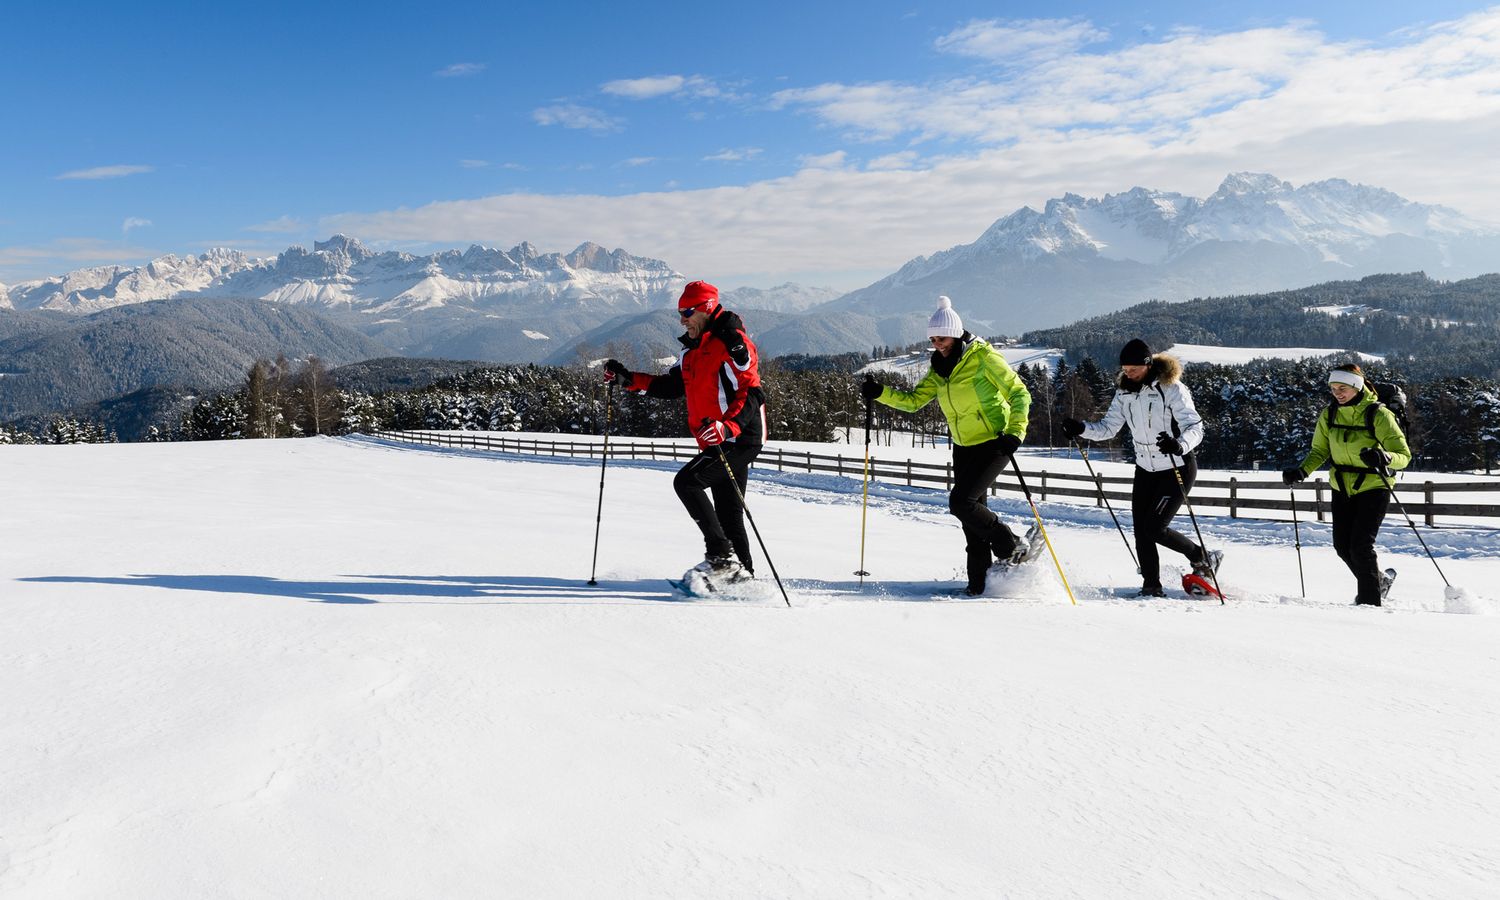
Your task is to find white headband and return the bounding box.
[1328,369,1365,391]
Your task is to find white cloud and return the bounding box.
[121,217,151,235]
[0,238,160,281]
[246,216,308,234]
[704,147,763,162]
[321,9,1500,286]
[435,62,486,78]
[55,165,153,181]
[601,74,721,99]
[622,157,657,167]
[460,159,490,168]
[936,17,1109,62]
[532,104,623,132]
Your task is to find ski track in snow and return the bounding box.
[2,435,1498,898]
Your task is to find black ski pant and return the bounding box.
[950,439,1021,592]
[674,442,761,573]
[1330,488,1391,605]
[1132,458,1205,590]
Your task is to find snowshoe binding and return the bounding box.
[1007,525,1046,567]
[674,556,753,597]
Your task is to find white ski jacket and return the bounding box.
[1080,354,1204,473]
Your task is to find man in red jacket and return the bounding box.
[604,281,767,579]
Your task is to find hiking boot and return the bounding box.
[1136,585,1166,598]
[1193,549,1223,578]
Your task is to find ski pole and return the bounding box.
[587,383,614,586]
[703,420,791,607]
[1289,487,1305,599]
[855,398,873,584]
[1071,438,1139,574]
[1372,464,1451,588]
[1165,451,1225,604]
[1009,456,1077,605]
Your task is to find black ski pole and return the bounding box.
[1372,464,1451,588]
[1071,438,1139,574]
[856,398,873,584]
[1008,456,1076,605]
[586,383,614,586]
[1289,486,1306,599]
[1165,451,1225,604]
[703,420,791,607]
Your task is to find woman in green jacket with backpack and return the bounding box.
[1282,362,1412,606]
[861,296,1035,596]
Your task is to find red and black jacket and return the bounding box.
[623,308,767,449]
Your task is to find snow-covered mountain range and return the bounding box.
[830,173,1500,334]
[1,235,682,317]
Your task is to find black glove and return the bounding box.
[995,433,1021,456]
[602,359,632,384]
[860,375,883,401]
[1155,431,1184,457]
[1359,446,1392,471]
[1282,466,1306,485]
[1061,417,1085,439]
[709,312,750,366]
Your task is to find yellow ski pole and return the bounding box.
[1009,456,1076,605]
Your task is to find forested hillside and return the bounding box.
[1023,273,1500,379]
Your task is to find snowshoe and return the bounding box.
[1136,585,1167,598]
[1379,568,1396,600]
[1182,572,1223,600]
[676,556,753,597]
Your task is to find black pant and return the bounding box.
[674,443,761,572]
[1331,488,1391,604]
[951,440,1020,592]
[1132,459,1205,590]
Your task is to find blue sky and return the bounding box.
[4,1,1500,289]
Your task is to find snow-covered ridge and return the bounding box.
[882,172,1494,283]
[0,235,684,316]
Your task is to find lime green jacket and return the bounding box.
[1295,386,1412,496]
[876,337,1030,447]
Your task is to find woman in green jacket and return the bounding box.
[861,296,1034,595]
[1282,362,1412,605]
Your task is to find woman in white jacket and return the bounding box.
[1062,339,1220,597]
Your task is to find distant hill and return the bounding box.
[0,297,390,420]
[330,357,490,395]
[1021,272,1500,378]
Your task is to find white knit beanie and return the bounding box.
[1328,368,1365,392]
[927,296,964,339]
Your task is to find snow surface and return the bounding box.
[1163,343,1385,366]
[3,437,1499,898]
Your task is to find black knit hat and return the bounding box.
[1119,338,1152,366]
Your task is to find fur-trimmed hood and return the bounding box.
[1117,352,1182,389]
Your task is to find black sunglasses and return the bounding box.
[679,304,706,319]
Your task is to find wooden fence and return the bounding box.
[371,430,1500,526]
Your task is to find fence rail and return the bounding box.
[372,430,1500,526]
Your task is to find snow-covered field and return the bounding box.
[4,436,1499,898]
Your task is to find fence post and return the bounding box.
[837,454,843,478]
[1315,479,1326,523]
[1425,481,1435,527]
[1094,473,1104,507]
[907,459,912,487]
[1040,470,1048,501]
[945,462,952,491]
[1229,477,1238,518]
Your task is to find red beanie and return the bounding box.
[678,280,719,313]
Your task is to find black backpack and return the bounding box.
[1325,381,1411,448]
